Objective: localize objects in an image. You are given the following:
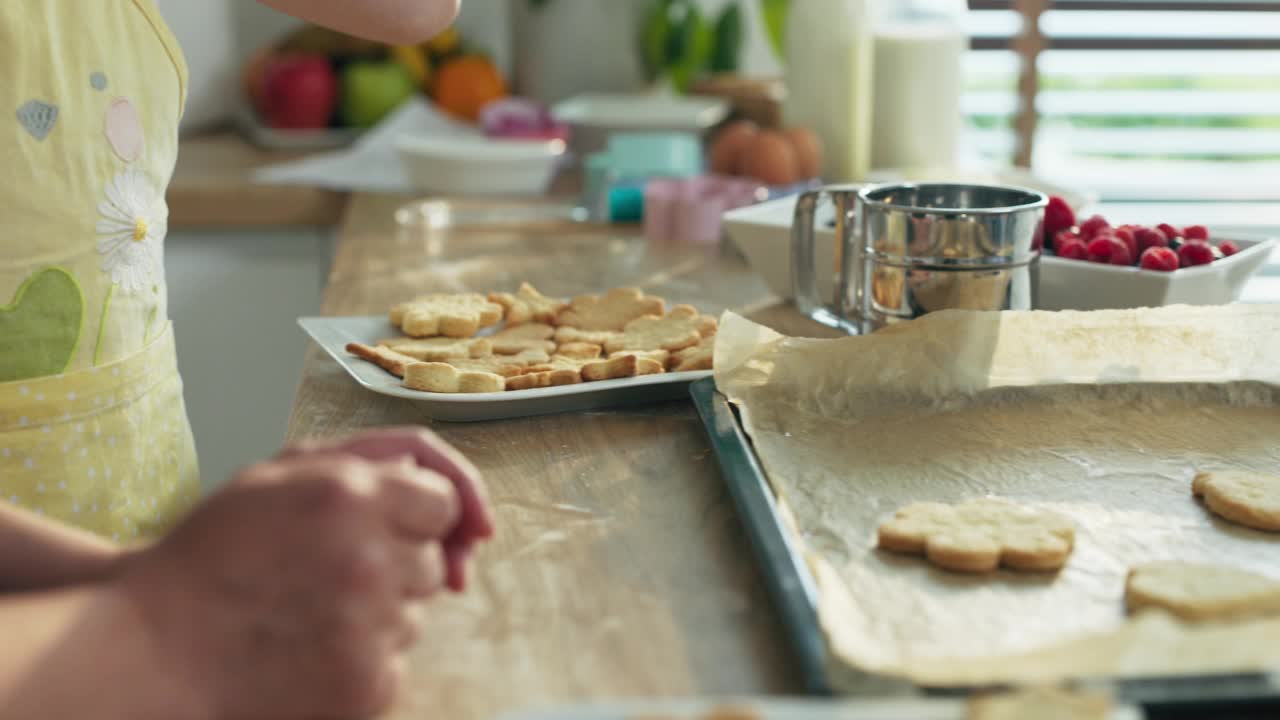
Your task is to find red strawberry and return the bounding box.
[1087,236,1131,266]
[1043,196,1076,243]
[1219,240,1241,257]
[1139,246,1179,272]
[1178,241,1215,267]
[1079,214,1110,241]
[1052,229,1082,255]
[1156,223,1182,241]
[1183,225,1210,241]
[1058,237,1089,260]
[1133,227,1169,256]
[1110,227,1138,259]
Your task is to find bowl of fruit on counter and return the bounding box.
[239,24,509,149]
[1038,196,1276,311]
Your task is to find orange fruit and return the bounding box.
[432,55,507,123]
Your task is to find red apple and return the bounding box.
[261,55,338,130]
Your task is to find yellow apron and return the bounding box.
[0,1,200,539]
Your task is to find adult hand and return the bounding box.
[119,441,467,719]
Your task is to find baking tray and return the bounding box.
[690,376,1280,718]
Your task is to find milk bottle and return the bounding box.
[871,0,969,172]
[783,0,875,182]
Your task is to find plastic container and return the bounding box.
[643,176,766,245]
[552,93,729,160]
[581,133,705,222]
[396,135,565,197]
[782,0,874,182]
[870,0,969,172]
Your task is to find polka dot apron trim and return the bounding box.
[0,321,176,431]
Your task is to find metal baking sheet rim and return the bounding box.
[689,377,1280,712]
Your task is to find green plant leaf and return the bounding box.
[667,3,712,93]
[640,0,674,81]
[759,0,788,60]
[710,3,744,73]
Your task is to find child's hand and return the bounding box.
[279,426,495,591]
[118,431,485,719]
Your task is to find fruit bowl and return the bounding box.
[1038,235,1275,311]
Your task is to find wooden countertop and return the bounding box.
[286,194,841,719]
[168,133,346,229]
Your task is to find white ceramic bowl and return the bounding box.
[396,135,565,197]
[1038,238,1275,310]
[723,194,1276,310]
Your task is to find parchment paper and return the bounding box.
[714,305,1280,689]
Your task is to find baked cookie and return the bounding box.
[346,343,419,378]
[609,349,671,366]
[403,362,504,394]
[505,356,586,392]
[604,305,709,354]
[581,353,664,382]
[968,687,1110,720]
[1192,471,1280,532]
[556,287,665,331]
[377,336,493,361]
[489,323,557,355]
[877,497,1076,573]
[667,335,714,372]
[392,294,503,338]
[443,349,551,378]
[554,326,620,346]
[489,282,567,326]
[1126,561,1280,622]
[555,342,603,359]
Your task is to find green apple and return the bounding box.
[340,61,417,128]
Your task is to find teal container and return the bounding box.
[582,133,704,222]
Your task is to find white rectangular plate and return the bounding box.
[498,697,1139,720]
[298,316,712,423]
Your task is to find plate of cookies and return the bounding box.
[298,283,717,422]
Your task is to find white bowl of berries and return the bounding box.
[1038,196,1276,311]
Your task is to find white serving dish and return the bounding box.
[1038,236,1276,310]
[552,92,729,157]
[395,135,565,197]
[723,194,1276,310]
[498,697,1140,720]
[298,315,711,423]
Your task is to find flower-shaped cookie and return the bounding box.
[391,294,503,338]
[556,287,665,331]
[877,497,1075,573]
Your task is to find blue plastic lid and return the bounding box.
[608,185,645,223]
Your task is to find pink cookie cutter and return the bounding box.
[644,176,767,246]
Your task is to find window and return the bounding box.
[964,1,1280,201]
